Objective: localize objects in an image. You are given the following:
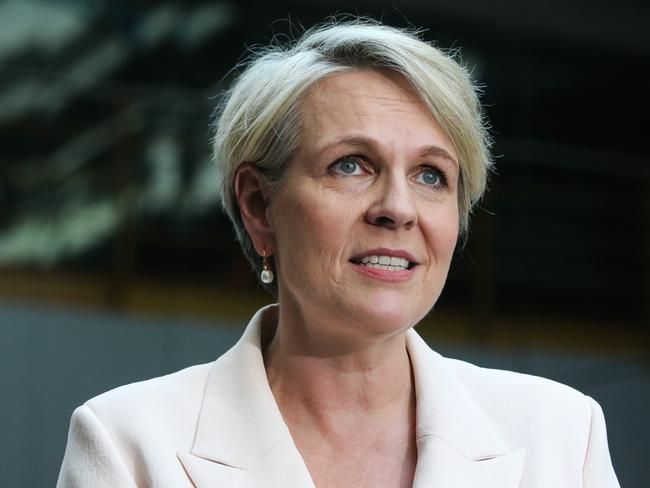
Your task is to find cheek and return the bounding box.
[271,188,354,280]
[425,205,460,262]
[440,218,460,254]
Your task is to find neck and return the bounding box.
[263,303,415,433]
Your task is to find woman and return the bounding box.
[58,19,620,487]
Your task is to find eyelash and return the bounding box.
[329,156,448,189]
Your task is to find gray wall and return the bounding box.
[1,302,646,486]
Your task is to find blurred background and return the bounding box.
[0,0,648,486]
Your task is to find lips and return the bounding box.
[349,248,419,270]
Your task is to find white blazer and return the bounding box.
[58,305,620,487]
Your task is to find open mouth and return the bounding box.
[350,254,417,271]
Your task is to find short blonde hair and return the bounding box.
[211,18,492,289]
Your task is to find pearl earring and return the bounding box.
[260,250,274,284]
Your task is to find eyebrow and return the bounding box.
[319,136,458,166]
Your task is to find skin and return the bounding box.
[235,69,460,488]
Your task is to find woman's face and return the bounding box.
[267,69,460,338]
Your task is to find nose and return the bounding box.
[365,174,417,230]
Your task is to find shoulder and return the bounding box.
[447,355,589,409]
[439,356,619,485]
[81,362,213,447]
[445,356,594,450]
[60,362,216,486]
[87,361,212,414]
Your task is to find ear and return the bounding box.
[234,163,275,254]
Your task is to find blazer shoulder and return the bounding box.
[81,362,213,442]
[444,356,594,452]
[446,356,588,406]
[439,358,619,485]
[87,361,213,412]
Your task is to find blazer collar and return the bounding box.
[179,305,315,487]
[406,329,526,487]
[179,305,525,488]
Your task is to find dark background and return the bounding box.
[0,0,648,486]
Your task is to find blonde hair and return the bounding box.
[211,18,492,290]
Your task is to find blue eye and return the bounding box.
[332,157,363,175]
[417,168,444,187]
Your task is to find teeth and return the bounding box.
[358,255,410,270]
[363,263,403,271]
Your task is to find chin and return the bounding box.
[341,290,436,336]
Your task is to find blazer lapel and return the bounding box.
[178,305,315,488]
[177,452,257,488]
[179,306,526,488]
[413,438,526,487]
[407,330,527,488]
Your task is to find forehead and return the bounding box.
[306,68,422,105]
[301,69,425,125]
[298,69,457,161]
